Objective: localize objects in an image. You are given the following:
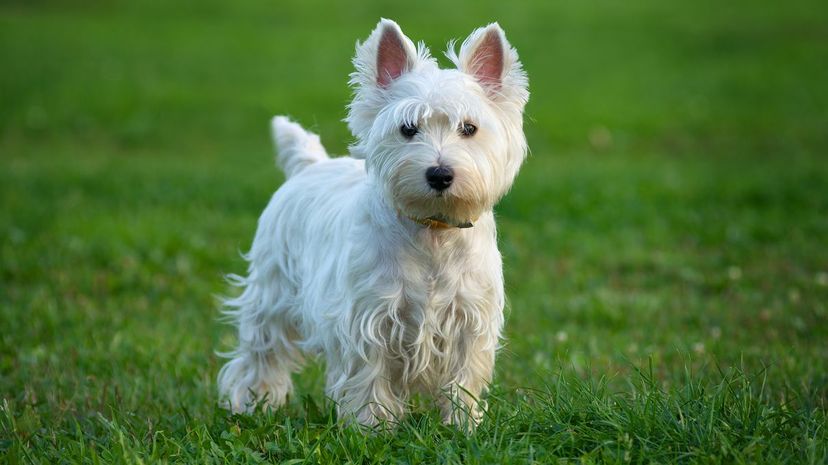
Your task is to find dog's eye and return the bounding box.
[459,122,477,137]
[400,123,419,139]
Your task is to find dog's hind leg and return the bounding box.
[217,273,304,413]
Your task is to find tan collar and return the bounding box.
[401,212,477,229]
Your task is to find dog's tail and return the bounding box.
[270,116,329,178]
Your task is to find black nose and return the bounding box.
[425,166,454,191]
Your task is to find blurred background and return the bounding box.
[1,0,827,432]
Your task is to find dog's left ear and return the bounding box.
[452,23,528,108]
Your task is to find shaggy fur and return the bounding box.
[217,19,529,428]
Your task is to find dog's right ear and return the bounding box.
[348,19,431,157]
[352,19,419,89]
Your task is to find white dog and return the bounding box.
[218,18,529,428]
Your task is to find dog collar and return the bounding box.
[401,212,476,229]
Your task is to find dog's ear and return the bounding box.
[352,19,419,89]
[451,23,528,107]
[348,19,431,158]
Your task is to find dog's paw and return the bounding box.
[217,355,292,414]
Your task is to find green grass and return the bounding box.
[2,0,827,463]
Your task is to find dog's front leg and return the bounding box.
[329,350,407,428]
[440,334,497,430]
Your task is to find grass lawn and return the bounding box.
[2,0,827,462]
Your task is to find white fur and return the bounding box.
[218,19,529,429]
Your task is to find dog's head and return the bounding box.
[347,19,529,226]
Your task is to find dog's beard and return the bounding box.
[389,169,489,225]
[396,193,482,224]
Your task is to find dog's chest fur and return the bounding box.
[355,227,499,391]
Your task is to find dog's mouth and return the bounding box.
[389,172,486,229]
[402,212,476,229]
[396,192,485,229]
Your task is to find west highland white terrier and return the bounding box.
[218,18,529,428]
